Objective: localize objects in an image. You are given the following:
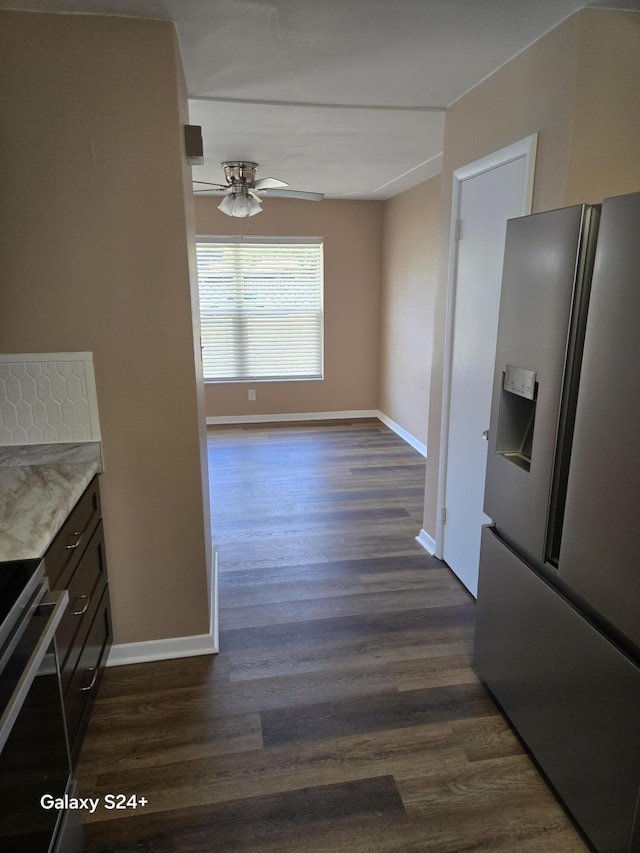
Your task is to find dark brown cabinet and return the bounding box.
[44,475,112,766]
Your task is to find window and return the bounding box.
[196,237,324,382]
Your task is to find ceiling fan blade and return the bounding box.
[193,180,228,188]
[247,190,263,204]
[258,189,324,201]
[253,177,289,190]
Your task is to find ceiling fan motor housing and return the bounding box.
[222,161,259,187]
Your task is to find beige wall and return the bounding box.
[195,197,384,417]
[0,12,211,645]
[565,10,640,206]
[422,8,640,541]
[422,12,581,539]
[379,177,441,446]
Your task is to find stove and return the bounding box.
[0,559,83,852]
[0,559,45,651]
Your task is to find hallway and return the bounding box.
[77,419,587,851]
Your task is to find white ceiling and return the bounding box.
[3,0,640,199]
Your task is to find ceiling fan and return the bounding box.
[193,161,324,217]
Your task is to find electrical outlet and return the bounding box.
[248,389,256,401]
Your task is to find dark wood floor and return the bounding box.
[76,419,588,852]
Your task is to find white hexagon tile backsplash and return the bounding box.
[0,353,101,446]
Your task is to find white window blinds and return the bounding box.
[196,237,324,382]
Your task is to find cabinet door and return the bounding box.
[45,477,101,589]
[58,521,108,694]
[64,587,112,766]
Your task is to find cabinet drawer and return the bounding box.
[45,477,101,589]
[64,587,112,766]
[58,521,108,693]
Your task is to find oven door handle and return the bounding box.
[0,589,69,753]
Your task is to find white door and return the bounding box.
[441,138,536,596]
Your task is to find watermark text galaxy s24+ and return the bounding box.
[41,793,149,814]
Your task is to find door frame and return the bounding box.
[434,134,538,559]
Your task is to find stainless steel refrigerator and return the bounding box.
[474,191,640,853]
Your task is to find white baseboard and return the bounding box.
[376,411,427,457]
[207,409,379,425]
[107,548,220,668]
[416,528,437,556]
[107,632,218,667]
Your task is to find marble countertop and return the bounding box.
[0,461,100,562]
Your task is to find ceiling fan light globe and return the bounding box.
[218,194,237,215]
[231,193,251,217]
[246,195,263,216]
[218,191,263,218]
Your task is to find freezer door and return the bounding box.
[483,205,597,567]
[558,191,640,652]
[475,526,640,853]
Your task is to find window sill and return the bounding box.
[204,377,324,385]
